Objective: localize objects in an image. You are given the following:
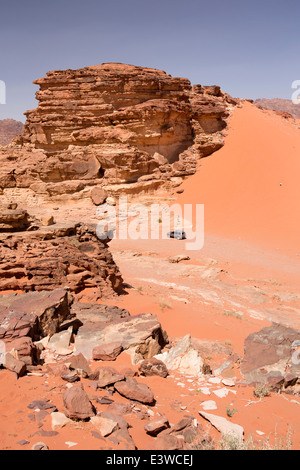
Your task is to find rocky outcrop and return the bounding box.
[0,63,236,197]
[0,119,23,146]
[0,208,30,231]
[198,411,244,443]
[74,311,168,362]
[0,209,123,295]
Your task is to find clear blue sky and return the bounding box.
[0,0,299,122]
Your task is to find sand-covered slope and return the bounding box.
[178,102,300,254]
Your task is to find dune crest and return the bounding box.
[178,102,300,254]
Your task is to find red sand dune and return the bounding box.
[178,102,300,255]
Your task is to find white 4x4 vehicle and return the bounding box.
[167,230,187,240]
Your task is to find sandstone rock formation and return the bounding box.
[74,311,168,362]
[0,208,123,295]
[71,302,130,324]
[155,334,204,376]
[0,119,23,146]
[96,367,125,388]
[0,63,237,198]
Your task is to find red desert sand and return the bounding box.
[177,101,300,255]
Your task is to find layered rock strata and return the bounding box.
[0,208,123,295]
[0,63,237,197]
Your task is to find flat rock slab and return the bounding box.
[92,342,123,361]
[200,400,218,411]
[114,377,155,405]
[28,400,57,412]
[47,327,73,355]
[74,313,167,362]
[144,416,169,436]
[199,411,244,442]
[96,367,124,388]
[71,303,130,325]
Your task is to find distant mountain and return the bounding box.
[0,118,24,146]
[255,98,300,119]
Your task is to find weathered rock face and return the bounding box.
[0,288,71,342]
[63,384,95,420]
[0,208,30,231]
[0,63,236,196]
[0,216,123,295]
[74,311,168,362]
[114,377,155,404]
[0,119,24,146]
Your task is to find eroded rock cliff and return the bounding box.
[0,207,123,295]
[0,63,237,198]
